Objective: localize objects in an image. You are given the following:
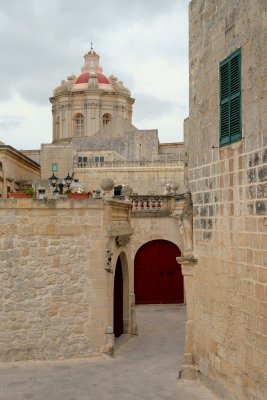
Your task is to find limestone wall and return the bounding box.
[131,215,184,257]
[187,1,266,399]
[0,198,133,362]
[74,165,185,195]
[41,143,75,180]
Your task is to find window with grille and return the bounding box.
[74,113,85,136]
[220,48,242,146]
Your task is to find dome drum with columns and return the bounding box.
[51,48,134,143]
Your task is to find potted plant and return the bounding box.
[66,188,90,200]
[8,187,35,198]
[22,187,36,197]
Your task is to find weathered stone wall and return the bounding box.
[187,1,266,399]
[74,165,185,195]
[131,215,184,258]
[41,143,75,181]
[40,132,184,196]
[0,198,133,362]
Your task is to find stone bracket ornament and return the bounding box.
[116,235,131,246]
[176,256,198,266]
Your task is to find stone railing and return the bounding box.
[73,160,184,169]
[130,194,185,217]
[132,195,168,211]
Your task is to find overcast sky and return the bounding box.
[0,0,189,150]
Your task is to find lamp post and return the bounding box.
[49,173,73,195]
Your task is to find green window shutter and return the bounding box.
[229,52,241,142]
[220,49,241,146]
[220,62,230,145]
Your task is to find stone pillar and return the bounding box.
[104,326,114,356]
[130,293,138,335]
[177,256,199,380]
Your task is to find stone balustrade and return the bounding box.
[130,194,186,217]
[131,195,168,211]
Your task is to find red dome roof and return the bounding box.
[76,72,109,84]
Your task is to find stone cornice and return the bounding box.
[0,145,40,171]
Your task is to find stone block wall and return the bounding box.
[74,165,185,195]
[187,1,266,399]
[131,215,184,260]
[0,198,133,362]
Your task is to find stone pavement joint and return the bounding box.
[0,305,219,400]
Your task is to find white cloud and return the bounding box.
[0,95,51,149]
[0,0,189,149]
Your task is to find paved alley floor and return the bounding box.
[0,305,218,400]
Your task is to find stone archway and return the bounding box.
[113,252,130,337]
[134,240,184,304]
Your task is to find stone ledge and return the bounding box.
[131,210,172,218]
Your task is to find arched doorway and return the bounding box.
[134,240,183,304]
[113,256,124,337]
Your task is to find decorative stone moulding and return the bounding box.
[176,256,198,265]
[67,192,90,200]
[116,235,131,246]
[8,192,32,198]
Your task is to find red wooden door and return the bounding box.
[134,240,183,304]
[114,258,123,337]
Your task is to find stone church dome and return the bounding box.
[50,45,135,143]
[76,72,109,84]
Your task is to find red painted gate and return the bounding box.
[134,240,183,304]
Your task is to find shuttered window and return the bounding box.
[220,49,242,146]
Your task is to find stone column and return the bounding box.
[177,256,199,380]
[130,293,138,335]
[104,326,114,356]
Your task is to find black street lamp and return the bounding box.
[64,173,73,188]
[48,173,73,194]
[48,173,58,187]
